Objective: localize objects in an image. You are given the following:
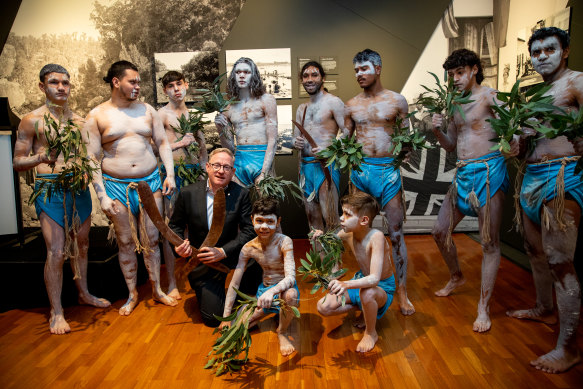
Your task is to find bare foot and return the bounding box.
[356,331,378,353]
[530,347,581,373]
[506,306,557,325]
[434,276,466,297]
[49,313,71,335]
[353,313,365,329]
[167,288,182,301]
[398,289,415,315]
[472,312,491,333]
[153,292,178,307]
[278,333,296,356]
[119,296,138,316]
[79,293,111,308]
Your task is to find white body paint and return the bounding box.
[234,63,252,89]
[530,36,563,77]
[354,61,376,77]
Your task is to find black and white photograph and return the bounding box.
[515,7,570,89]
[276,105,293,155]
[154,51,219,105]
[226,48,292,99]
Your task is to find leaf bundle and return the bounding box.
[537,107,583,177]
[308,228,344,259]
[415,71,474,124]
[175,157,207,188]
[487,79,555,154]
[316,134,366,174]
[205,287,299,376]
[197,72,237,114]
[170,112,209,157]
[298,239,347,305]
[389,111,433,168]
[30,114,97,204]
[252,175,303,203]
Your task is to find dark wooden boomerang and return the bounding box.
[137,181,230,275]
[291,119,332,186]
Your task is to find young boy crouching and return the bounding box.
[220,197,299,356]
[316,192,395,352]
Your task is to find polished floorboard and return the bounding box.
[0,234,582,388]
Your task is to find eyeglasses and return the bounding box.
[209,163,234,172]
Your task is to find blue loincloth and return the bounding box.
[350,157,401,208]
[234,144,267,187]
[454,151,509,217]
[161,163,197,200]
[34,174,92,229]
[103,168,162,216]
[256,281,300,314]
[346,271,395,319]
[520,157,583,225]
[299,157,340,200]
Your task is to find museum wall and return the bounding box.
[0,0,581,239]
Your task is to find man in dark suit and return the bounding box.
[170,147,262,326]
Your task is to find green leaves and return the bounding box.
[389,111,433,168]
[316,134,366,174]
[175,157,207,188]
[536,106,583,178]
[196,72,238,114]
[30,114,97,204]
[415,71,474,124]
[252,175,303,203]
[205,287,299,376]
[486,80,555,154]
[170,112,209,158]
[298,234,347,305]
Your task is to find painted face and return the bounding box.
[234,62,252,89]
[354,61,377,88]
[530,36,565,77]
[164,79,188,102]
[252,213,279,239]
[447,66,475,91]
[302,66,323,95]
[340,205,361,232]
[206,151,235,189]
[117,69,141,100]
[40,72,70,104]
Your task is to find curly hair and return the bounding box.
[528,27,570,52]
[442,49,484,85]
[252,197,280,217]
[353,49,382,67]
[227,57,265,100]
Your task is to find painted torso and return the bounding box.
[241,233,294,286]
[346,89,406,157]
[297,93,344,157]
[91,100,158,178]
[226,94,276,145]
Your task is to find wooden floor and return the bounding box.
[0,234,582,388]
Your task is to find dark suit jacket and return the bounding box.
[169,180,256,272]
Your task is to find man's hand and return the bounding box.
[179,133,196,148]
[431,114,443,132]
[503,134,520,157]
[175,239,192,258]
[293,136,305,150]
[219,321,231,330]
[254,172,266,186]
[257,290,275,309]
[197,246,226,263]
[328,279,346,296]
[100,196,119,216]
[162,176,176,196]
[570,137,583,155]
[40,149,59,165]
[214,113,228,130]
